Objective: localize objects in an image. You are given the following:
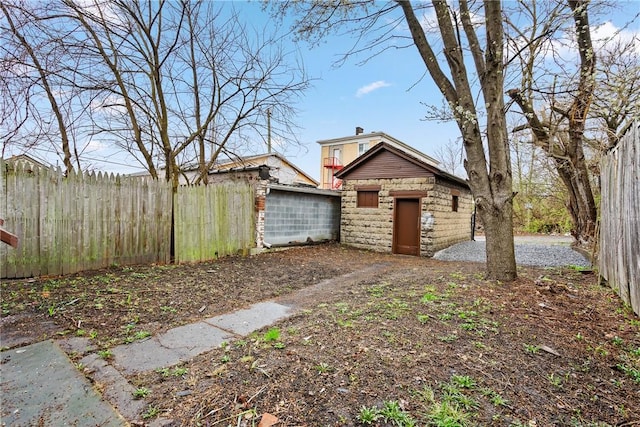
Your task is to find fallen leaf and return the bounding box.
[540,345,560,356]
[258,412,278,427]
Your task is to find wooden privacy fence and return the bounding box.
[599,123,640,316]
[1,160,172,278]
[174,182,254,263]
[1,159,256,278]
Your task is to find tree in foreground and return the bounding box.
[274,1,517,280]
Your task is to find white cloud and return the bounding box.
[356,80,392,97]
[85,138,107,153]
[592,21,640,53]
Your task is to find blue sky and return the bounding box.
[252,3,463,181]
[228,0,640,182]
[9,1,639,182]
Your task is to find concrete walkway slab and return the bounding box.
[111,322,233,375]
[0,340,125,426]
[205,301,293,335]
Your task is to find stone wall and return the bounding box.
[422,180,473,256]
[341,177,434,253]
[341,177,472,256]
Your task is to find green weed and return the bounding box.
[379,400,416,426]
[357,401,415,426]
[438,334,458,343]
[617,364,640,384]
[98,349,113,360]
[450,375,476,389]
[384,298,411,320]
[172,367,188,376]
[156,366,188,377]
[417,314,431,324]
[234,339,248,348]
[133,387,150,399]
[368,283,388,297]
[357,406,380,424]
[421,291,439,303]
[548,373,563,388]
[315,362,332,374]
[142,405,159,419]
[427,400,470,427]
[263,327,280,342]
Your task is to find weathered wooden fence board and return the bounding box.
[600,123,640,316]
[174,182,255,263]
[1,159,257,278]
[1,161,172,278]
[0,159,5,274]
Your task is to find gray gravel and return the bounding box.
[433,236,592,268]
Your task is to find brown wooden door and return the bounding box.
[393,198,420,255]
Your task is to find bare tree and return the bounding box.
[434,141,465,176]
[1,0,310,186]
[590,37,640,150]
[0,1,81,173]
[505,0,638,247]
[274,1,517,280]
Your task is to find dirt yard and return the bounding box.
[1,243,639,426]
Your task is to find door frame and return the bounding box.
[392,192,426,256]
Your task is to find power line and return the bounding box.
[5,145,148,172]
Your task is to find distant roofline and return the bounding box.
[213,152,318,186]
[316,131,440,166]
[127,152,319,186]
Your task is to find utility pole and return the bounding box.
[267,108,272,154]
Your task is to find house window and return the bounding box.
[358,142,368,156]
[452,195,459,212]
[357,191,379,208]
[332,147,342,163]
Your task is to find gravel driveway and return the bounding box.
[434,235,592,268]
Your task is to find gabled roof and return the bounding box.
[335,142,469,188]
[5,154,52,169]
[317,131,440,167]
[213,152,318,186]
[128,152,319,187]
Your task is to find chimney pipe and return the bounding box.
[355,126,363,135]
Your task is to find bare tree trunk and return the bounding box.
[555,155,597,244]
[507,0,598,248]
[398,0,516,280]
[1,3,74,175]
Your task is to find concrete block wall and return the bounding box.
[341,177,435,253]
[264,189,340,246]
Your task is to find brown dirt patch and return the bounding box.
[2,243,639,426]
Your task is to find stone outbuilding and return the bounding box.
[334,142,473,256]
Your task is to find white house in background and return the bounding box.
[131,152,318,187]
[4,154,54,171]
[203,152,318,187]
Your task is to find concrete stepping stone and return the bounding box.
[0,340,126,426]
[205,301,293,335]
